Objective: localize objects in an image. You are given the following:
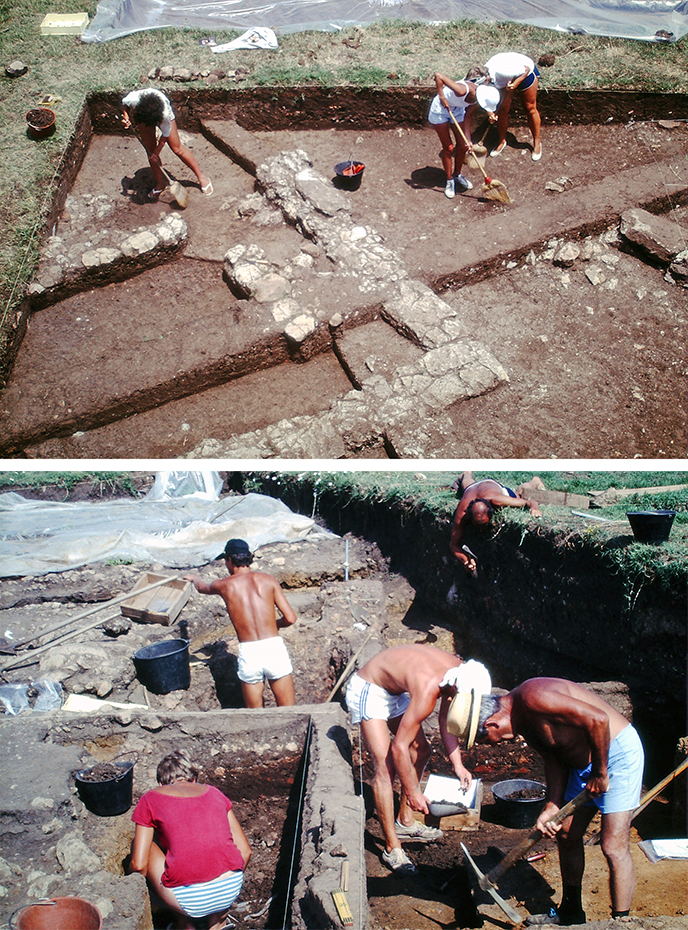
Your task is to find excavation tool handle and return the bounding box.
[447,109,490,181]
[483,789,589,889]
[586,755,688,846]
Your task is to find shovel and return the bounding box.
[462,788,589,925]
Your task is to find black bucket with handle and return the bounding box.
[334,160,365,190]
[133,638,190,694]
[75,754,137,817]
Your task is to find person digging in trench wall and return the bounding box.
[121,87,213,200]
[345,645,492,874]
[458,677,644,925]
[449,471,543,574]
[184,538,297,708]
[128,748,251,930]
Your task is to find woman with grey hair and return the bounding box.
[129,749,251,930]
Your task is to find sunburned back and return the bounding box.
[220,571,280,642]
[359,644,461,695]
[512,678,629,768]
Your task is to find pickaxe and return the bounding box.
[462,788,590,925]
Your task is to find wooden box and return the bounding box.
[120,573,191,626]
[414,777,483,832]
[40,13,89,35]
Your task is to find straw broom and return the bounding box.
[448,110,511,204]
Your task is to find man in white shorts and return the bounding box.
[345,645,491,874]
[185,539,296,707]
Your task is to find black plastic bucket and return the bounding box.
[492,779,546,828]
[75,760,134,817]
[334,160,365,191]
[626,510,676,543]
[133,638,190,694]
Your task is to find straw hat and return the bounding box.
[447,690,481,748]
[476,84,501,113]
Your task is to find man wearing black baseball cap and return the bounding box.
[185,539,297,707]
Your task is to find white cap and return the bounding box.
[477,84,501,112]
[440,659,491,694]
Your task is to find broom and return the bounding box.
[151,155,189,209]
[447,110,511,204]
[471,123,491,158]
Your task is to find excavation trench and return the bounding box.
[0,490,686,930]
[1,88,687,459]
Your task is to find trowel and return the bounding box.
[462,789,589,925]
[462,545,478,578]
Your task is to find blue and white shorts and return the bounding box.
[565,724,644,814]
[346,673,411,724]
[171,868,244,918]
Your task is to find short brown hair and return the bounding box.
[156,749,199,785]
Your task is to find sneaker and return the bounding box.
[444,178,455,199]
[395,820,444,842]
[382,847,418,874]
[455,173,474,191]
[527,907,586,925]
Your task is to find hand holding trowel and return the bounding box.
[462,545,478,578]
[462,789,590,925]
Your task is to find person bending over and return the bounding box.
[121,87,213,199]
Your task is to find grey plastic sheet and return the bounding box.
[82,0,688,43]
[0,491,334,577]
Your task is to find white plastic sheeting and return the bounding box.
[81,0,688,44]
[0,491,334,577]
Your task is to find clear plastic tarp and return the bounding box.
[0,489,334,577]
[82,0,688,44]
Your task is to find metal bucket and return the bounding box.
[133,638,190,694]
[10,897,102,929]
[492,779,546,828]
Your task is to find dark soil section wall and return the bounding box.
[240,475,687,784]
[87,87,688,134]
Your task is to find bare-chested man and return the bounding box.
[469,678,644,925]
[345,644,491,874]
[184,539,296,708]
[450,471,543,573]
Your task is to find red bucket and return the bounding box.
[10,897,102,930]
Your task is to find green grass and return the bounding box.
[0,470,141,496]
[0,2,687,378]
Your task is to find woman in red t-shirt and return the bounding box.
[129,749,251,930]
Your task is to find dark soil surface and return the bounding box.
[3,105,687,459]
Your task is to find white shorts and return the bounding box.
[428,95,467,126]
[171,869,244,918]
[237,636,293,684]
[345,672,411,724]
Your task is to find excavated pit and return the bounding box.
[1,502,686,930]
[1,88,687,459]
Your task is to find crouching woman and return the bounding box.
[129,749,251,930]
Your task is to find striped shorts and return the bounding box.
[170,868,244,918]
